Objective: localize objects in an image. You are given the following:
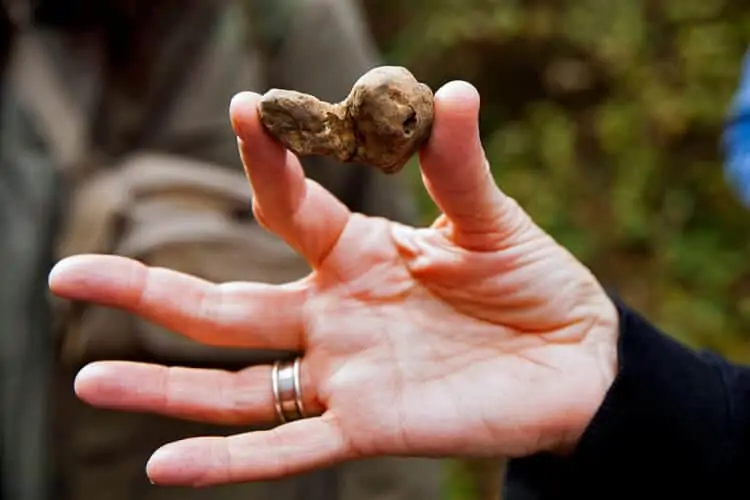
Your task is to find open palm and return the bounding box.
[49,81,619,488]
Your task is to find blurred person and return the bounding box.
[1,0,443,499]
[46,81,750,500]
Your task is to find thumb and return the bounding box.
[419,81,528,250]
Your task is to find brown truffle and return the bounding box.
[258,66,434,174]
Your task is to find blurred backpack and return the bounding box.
[5,0,311,370]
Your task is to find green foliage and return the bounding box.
[364,0,750,361]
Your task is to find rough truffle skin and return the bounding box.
[258,66,434,174]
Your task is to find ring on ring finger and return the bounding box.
[272,357,306,423]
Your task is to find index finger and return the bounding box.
[49,254,307,350]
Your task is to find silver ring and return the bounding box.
[272,357,306,423]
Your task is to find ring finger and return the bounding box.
[73,358,325,427]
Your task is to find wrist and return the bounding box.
[555,295,620,455]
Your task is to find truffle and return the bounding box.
[258,66,434,174]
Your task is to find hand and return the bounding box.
[49,81,619,487]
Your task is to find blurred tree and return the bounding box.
[362,0,750,498]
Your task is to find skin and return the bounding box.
[48,81,619,488]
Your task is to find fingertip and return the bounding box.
[421,80,483,170]
[230,91,287,167]
[147,439,214,487]
[229,91,262,138]
[48,254,105,292]
[426,80,482,154]
[146,445,177,485]
[72,364,100,401]
[48,258,68,290]
[433,80,480,118]
[48,254,82,281]
[48,255,150,309]
[73,362,113,394]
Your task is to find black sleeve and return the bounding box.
[503,297,750,499]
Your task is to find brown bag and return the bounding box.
[54,153,311,368]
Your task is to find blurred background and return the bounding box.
[2,0,750,499]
